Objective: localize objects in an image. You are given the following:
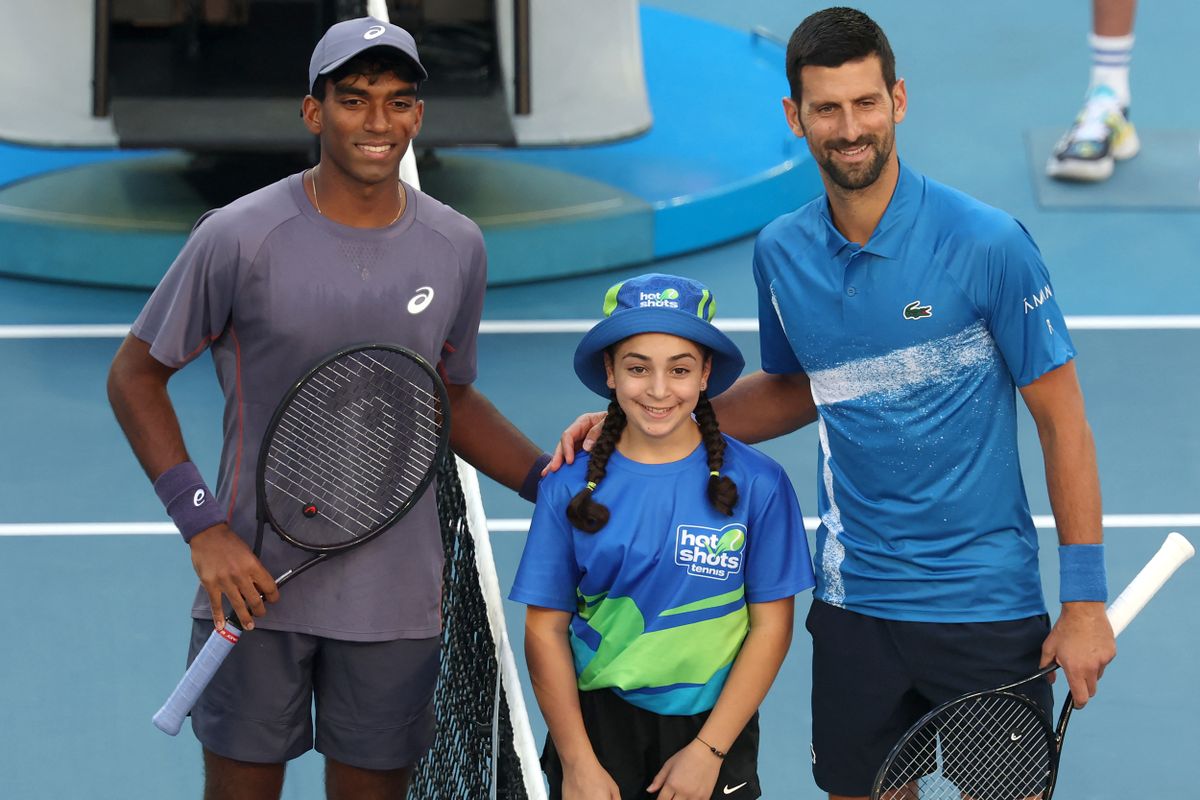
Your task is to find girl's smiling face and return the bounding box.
[604,333,711,462]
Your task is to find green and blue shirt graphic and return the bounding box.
[510,437,814,715]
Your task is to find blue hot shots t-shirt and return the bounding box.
[510,437,814,716]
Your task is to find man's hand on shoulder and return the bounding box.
[545,411,607,474]
[189,524,279,632]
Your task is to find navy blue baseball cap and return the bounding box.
[309,18,427,93]
[574,273,745,398]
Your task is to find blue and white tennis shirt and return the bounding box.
[754,162,1075,623]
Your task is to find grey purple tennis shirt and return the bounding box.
[133,172,486,640]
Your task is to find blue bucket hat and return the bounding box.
[574,273,745,398]
[309,17,428,94]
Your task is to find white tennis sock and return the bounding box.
[1088,32,1134,108]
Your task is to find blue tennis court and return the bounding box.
[2,1,1198,798]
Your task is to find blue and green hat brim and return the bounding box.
[573,307,745,398]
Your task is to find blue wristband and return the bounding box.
[519,454,552,504]
[154,461,226,543]
[1058,543,1108,602]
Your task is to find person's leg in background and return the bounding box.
[1046,0,1140,182]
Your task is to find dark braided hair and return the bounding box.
[565,398,627,532]
[694,392,739,515]
[565,388,741,532]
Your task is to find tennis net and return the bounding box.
[408,454,545,799]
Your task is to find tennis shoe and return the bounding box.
[1046,87,1140,182]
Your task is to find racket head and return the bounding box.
[256,343,450,552]
[871,688,1059,800]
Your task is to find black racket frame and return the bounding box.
[252,342,450,590]
[870,664,1077,800]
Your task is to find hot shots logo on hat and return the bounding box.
[639,287,680,308]
[675,523,747,580]
[577,272,745,397]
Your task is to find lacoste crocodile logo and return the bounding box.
[903,300,932,320]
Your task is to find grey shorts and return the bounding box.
[187,619,439,769]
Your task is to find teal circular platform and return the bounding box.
[0,7,819,288]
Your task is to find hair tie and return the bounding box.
[709,471,720,478]
[585,481,597,492]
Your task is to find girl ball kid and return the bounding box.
[510,274,814,799]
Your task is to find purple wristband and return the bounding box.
[154,461,226,543]
[519,454,552,504]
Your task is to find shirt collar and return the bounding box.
[816,160,921,259]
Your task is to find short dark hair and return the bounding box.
[310,45,424,99]
[785,7,896,102]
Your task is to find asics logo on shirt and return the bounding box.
[903,300,933,320]
[364,25,386,40]
[675,523,746,580]
[193,489,207,507]
[408,286,434,314]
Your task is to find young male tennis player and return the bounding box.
[107,17,547,799]
[510,274,814,800]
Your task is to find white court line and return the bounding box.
[4,514,1199,536]
[3,316,1200,339]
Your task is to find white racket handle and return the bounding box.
[152,623,241,735]
[1106,532,1195,638]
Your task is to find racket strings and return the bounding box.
[878,693,1053,800]
[315,360,444,485]
[328,353,445,438]
[316,352,440,428]
[353,351,445,419]
[305,365,443,476]
[263,349,446,547]
[281,391,428,495]
[269,397,416,531]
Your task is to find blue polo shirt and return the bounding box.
[753,162,1075,623]
[510,437,813,715]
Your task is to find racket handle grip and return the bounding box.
[152,623,241,735]
[1106,532,1195,638]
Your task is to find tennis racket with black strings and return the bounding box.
[153,343,450,735]
[871,531,1195,800]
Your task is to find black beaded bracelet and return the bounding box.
[695,736,727,759]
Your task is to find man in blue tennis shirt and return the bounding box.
[550,7,1117,799]
[715,9,1116,798]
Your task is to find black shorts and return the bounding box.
[186,620,439,770]
[807,600,1052,797]
[542,688,761,799]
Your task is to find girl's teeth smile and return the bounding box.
[641,403,673,417]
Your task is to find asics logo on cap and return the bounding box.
[364,25,386,40]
